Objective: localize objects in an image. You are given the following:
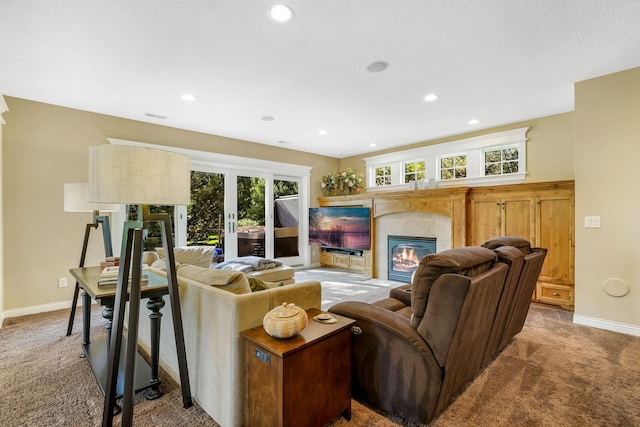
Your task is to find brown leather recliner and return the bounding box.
[329,246,509,424]
[481,236,547,359]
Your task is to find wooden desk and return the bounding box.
[69,266,168,400]
[240,308,355,427]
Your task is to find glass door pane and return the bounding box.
[187,171,225,262]
[127,204,176,252]
[274,179,299,258]
[237,175,266,257]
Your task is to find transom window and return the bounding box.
[375,166,392,186]
[440,155,467,180]
[404,161,425,183]
[363,127,528,189]
[484,146,519,175]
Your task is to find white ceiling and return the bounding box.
[2,1,640,159]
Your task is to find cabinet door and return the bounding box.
[469,199,502,245]
[536,194,574,284]
[320,251,334,266]
[502,198,536,242]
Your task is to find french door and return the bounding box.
[176,166,304,265]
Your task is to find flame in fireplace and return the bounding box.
[392,246,420,272]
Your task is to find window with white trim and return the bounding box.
[404,160,425,183]
[375,165,392,186]
[484,146,519,176]
[440,155,467,180]
[363,127,529,190]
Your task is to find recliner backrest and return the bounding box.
[482,236,547,350]
[481,245,525,367]
[411,246,498,330]
[433,261,509,416]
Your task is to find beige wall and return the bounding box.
[340,112,575,183]
[2,97,339,311]
[0,96,5,324]
[574,67,640,327]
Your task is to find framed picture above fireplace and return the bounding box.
[309,207,371,251]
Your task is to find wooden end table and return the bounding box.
[240,308,355,427]
[69,266,168,401]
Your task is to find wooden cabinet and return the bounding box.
[535,190,574,309]
[240,309,355,427]
[469,194,536,245]
[469,182,574,310]
[320,250,370,274]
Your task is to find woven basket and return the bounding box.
[263,302,308,338]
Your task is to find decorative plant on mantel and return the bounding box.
[321,168,364,195]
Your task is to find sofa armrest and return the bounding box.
[329,301,443,423]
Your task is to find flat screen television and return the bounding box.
[309,207,371,251]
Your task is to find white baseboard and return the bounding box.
[573,314,640,337]
[3,299,87,320]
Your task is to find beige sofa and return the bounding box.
[135,263,321,427]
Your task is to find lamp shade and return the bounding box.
[64,182,120,212]
[89,145,191,205]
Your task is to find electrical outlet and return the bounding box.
[58,277,68,288]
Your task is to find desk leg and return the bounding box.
[146,296,165,400]
[66,281,81,336]
[82,290,91,347]
[102,305,114,348]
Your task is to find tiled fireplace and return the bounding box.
[388,235,436,282]
[375,211,451,281]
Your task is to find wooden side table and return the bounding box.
[240,308,355,427]
[69,266,168,400]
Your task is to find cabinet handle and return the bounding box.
[552,292,560,296]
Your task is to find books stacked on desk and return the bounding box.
[100,256,120,272]
[98,265,149,286]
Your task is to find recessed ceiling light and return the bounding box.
[366,61,389,73]
[468,119,480,125]
[318,129,328,136]
[424,94,438,102]
[369,143,377,147]
[261,116,275,121]
[181,93,196,102]
[269,4,294,22]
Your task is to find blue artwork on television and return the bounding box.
[309,207,371,251]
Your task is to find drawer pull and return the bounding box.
[351,326,363,335]
[552,292,560,297]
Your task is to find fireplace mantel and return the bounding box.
[318,187,470,278]
[319,186,470,248]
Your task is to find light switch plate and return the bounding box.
[584,216,601,228]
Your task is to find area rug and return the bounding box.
[294,267,402,310]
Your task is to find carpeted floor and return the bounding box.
[1,273,639,426]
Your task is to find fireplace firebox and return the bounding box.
[388,235,436,282]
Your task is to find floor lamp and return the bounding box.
[88,144,193,426]
[64,183,119,337]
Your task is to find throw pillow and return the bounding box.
[177,264,251,294]
[248,277,285,292]
[157,246,216,268]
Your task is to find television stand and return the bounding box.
[320,249,371,276]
